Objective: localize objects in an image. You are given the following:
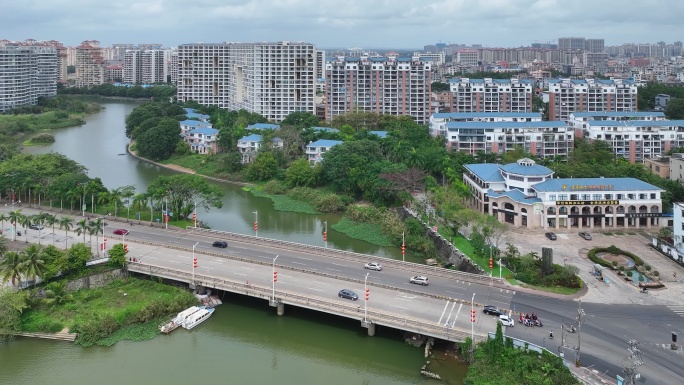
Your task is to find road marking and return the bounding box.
[206,260,224,264]
[668,305,684,316]
[312,281,330,286]
[203,267,214,270]
[326,268,342,272]
[446,290,461,296]
[394,297,411,302]
[241,267,255,271]
[389,304,407,310]
[296,256,312,261]
[308,288,323,292]
[291,262,307,265]
[279,274,292,278]
[233,272,246,276]
[331,263,347,267]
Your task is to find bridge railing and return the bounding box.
[128,263,486,343]
[185,226,503,285]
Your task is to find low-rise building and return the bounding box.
[369,131,388,139]
[568,111,667,139]
[669,154,684,182]
[429,112,542,137]
[644,156,671,179]
[310,126,339,133]
[246,123,280,131]
[183,108,210,122]
[306,139,343,165]
[463,158,664,229]
[185,127,219,154]
[669,202,684,263]
[237,134,283,163]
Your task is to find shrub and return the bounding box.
[626,271,633,277]
[653,271,660,277]
[619,266,625,272]
[638,274,645,282]
[612,261,618,268]
[645,264,652,271]
[263,180,288,195]
[30,133,55,143]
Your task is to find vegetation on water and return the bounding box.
[248,186,320,215]
[19,278,198,347]
[331,218,394,247]
[25,133,55,145]
[462,323,580,385]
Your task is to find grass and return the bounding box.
[451,234,516,279]
[0,111,86,135]
[603,232,614,236]
[161,154,220,175]
[519,283,583,295]
[249,187,320,214]
[331,217,394,247]
[94,316,168,346]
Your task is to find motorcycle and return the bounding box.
[534,319,543,327]
[640,287,648,294]
[564,325,576,333]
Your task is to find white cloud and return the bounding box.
[1,0,682,48]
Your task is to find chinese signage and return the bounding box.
[561,184,614,191]
[625,213,661,218]
[556,200,620,206]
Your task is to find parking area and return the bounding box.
[505,227,684,305]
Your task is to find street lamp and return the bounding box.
[272,254,279,301]
[80,183,86,217]
[253,211,258,238]
[402,231,405,262]
[323,220,328,249]
[471,293,475,344]
[192,241,199,284]
[193,201,197,228]
[364,272,369,323]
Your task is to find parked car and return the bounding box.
[212,241,228,248]
[499,314,515,327]
[29,224,44,230]
[579,232,592,240]
[545,232,557,240]
[113,229,129,235]
[338,289,358,301]
[483,305,505,316]
[409,276,429,286]
[364,262,383,271]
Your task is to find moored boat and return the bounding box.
[159,306,205,333]
[181,307,215,330]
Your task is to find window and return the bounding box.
[549,194,556,201]
[558,194,568,200]
[593,194,602,200]
[570,194,579,200]
[581,194,590,200]
[651,193,656,199]
[605,194,613,200]
[617,194,624,199]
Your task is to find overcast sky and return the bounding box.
[2,0,682,49]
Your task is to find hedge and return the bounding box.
[588,245,643,269]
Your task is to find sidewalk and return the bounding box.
[569,364,618,385]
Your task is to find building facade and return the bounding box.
[547,78,638,121]
[324,56,432,124]
[644,156,671,178]
[75,41,104,87]
[463,159,664,229]
[445,121,573,159]
[669,154,684,182]
[0,45,57,112]
[306,139,343,165]
[177,41,317,122]
[123,49,142,84]
[429,112,543,137]
[448,78,534,114]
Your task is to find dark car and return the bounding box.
[579,232,592,240]
[212,241,228,248]
[483,305,505,316]
[338,289,358,301]
[113,228,129,235]
[545,232,557,241]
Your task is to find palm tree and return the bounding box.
[58,216,74,249]
[44,281,73,306]
[0,235,7,257]
[121,185,136,220]
[132,193,148,223]
[75,219,88,244]
[43,214,58,246]
[7,210,23,241]
[21,244,45,285]
[0,251,24,286]
[90,218,104,256]
[110,187,123,218]
[18,213,31,243]
[31,213,46,245]
[0,213,8,234]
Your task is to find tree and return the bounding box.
[246,152,279,181]
[108,244,126,268]
[285,158,319,187]
[431,82,450,92]
[43,214,58,246]
[120,185,136,219]
[75,219,88,244]
[18,213,31,243]
[0,287,28,340]
[665,98,684,119]
[281,111,320,129]
[43,281,73,307]
[0,213,7,234]
[21,244,45,284]
[40,245,64,281]
[0,235,6,257]
[63,243,91,274]
[58,217,74,249]
[7,210,22,241]
[31,213,47,245]
[136,117,182,161]
[89,218,104,257]
[0,251,24,286]
[321,139,383,195]
[146,174,223,219]
[380,167,427,195]
[501,145,534,164]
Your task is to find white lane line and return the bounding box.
[203,267,214,270]
[206,260,224,264]
[296,256,312,261]
[394,297,411,302]
[446,290,461,295]
[312,281,330,285]
[308,288,323,292]
[326,268,341,272]
[331,263,347,267]
[241,267,255,271]
[291,262,307,265]
[389,304,407,310]
[233,273,247,276]
[279,274,292,278]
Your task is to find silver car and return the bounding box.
[579,232,592,240]
[409,276,429,286]
[364,262,383,271]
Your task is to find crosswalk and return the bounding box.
[668,305,684,318]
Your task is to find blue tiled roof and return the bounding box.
[180,120,212,128]
[447,78,532,84]
[239,134,262,142]
[369,57,385,62]
[397,57,411,62]
[246,123,280,130]
[570,112,666,118]
[308,139,343,148]
[549,78,636,85]
[369,130,388,138]
[183,108,196,114]
[186,112,210,120]
[311,126,340,133]
[488,189,542,204]
[446,121,567,130]
[586,120,684,127]
[500,162,553,176]
[532,178,663,192]
[464,164,505,183]
[188,127,219,135]
[433,112,542,119]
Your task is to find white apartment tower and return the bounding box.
[177,41,317,122]
[448,78,535,113]
[0,45,58,112]
[123,49,143,84]
[324,56,432,124]
[548,78,638,121]
[75,41,105,87]
[169,51,179,85]
[142,49,167,83]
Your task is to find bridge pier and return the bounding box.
[270,300,285,316]
[361,320,375,336]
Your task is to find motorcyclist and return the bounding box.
[549,330,554,339]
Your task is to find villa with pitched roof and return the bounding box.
[237,134,284,163]
[306,139,343,165]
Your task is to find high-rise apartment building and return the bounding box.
[585,39,605,53]
[169,51,178,85]
[75,41,104,87]
[324,56,432,124]
[123,49,142,84]
[558,37,586,51]
[448,78,534,113]
[0,45,57,112]
[548,78,638,121]
[177,41,317,122]
[142,49,167,83]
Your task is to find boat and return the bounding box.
[181,306,215,330]
[159,306,204,333]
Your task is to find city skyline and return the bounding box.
[3,0,684,49]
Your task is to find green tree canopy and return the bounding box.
[146,174,224,219]
[286,158,320,187]
[246,152,279,181]
[281,112,320,129]
[136,117,182,161]
[665,98,684,119]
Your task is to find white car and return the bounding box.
[364,262,383,271]
[409,276,429,286]
[499,314,514,327]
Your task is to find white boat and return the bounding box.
[159,306,204,333]
[181,307,215,330]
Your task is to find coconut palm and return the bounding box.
[0,251,24,286]
[44,281,73,306]
[75,219,88,244]
[7,210,23,241]
[58,216,74,249]
[0,235,7,257]
[0,213,8,234]
[21,244,45,285]
[18,213,31,243]
[121,185,136,220]
[132,193,149,223]
[109,187,123,218]
[89,218,104,256]
[43,214,58,246]
[31,213,47,245]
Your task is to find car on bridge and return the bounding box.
[409,276,429,286]
[338,289,358,301]
[364,262,382,271]
[113,229,129,235]
[212,241,228,248]
[483,305,505,316]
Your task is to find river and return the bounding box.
[11,101,468,385]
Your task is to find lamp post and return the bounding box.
[192,241,199,285]
[471,293,475,344]
[323,220,328,249]
[272,254,279,301]
[80,183,86,217]
[193,201,197,228]
[253,211,258,238]
[402,231,405,262]
[364,272,369,323]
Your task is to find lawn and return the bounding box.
[331,217,394,247]
[451,234,515,280]
[519,283,583,295]
[248,187,320,214]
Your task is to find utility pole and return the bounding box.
[575,300,586,367]
[621,339,644,385]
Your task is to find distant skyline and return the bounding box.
[2,0,683,49]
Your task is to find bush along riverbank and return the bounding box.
[19,277,198,347]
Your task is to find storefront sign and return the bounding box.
[556,200,620,206]
[561,184,614,191]
[625,213,661,218]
